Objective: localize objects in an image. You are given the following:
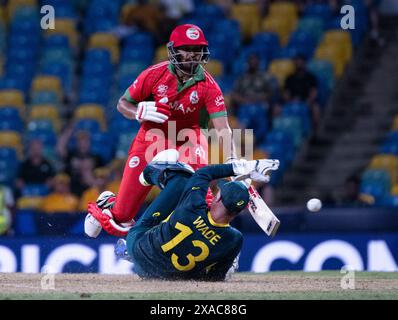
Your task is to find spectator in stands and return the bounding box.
[283,54,321,135]
[40,173,79,214]
[16,139,55,197]
[230,53,275,114]
[58,130,102,195]
[122,0,166,45]
[0,184,14,235]
[79,167,110,212]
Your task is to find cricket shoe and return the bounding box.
[85,191,129,238]
[84,191,115,238]
[114,239,133,263]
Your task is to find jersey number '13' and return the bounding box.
[161,222,209,271]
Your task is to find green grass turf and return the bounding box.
[1,272,397,300]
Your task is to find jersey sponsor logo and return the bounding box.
[170,102,196,114]
[189,90,199,104]
[215,95,224,107]
[157,84,168,97]
[128,156,140,168]
[186,27,200,40]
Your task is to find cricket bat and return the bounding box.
[234,175,280,237]
[246,185,280,237]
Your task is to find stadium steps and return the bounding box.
[274,15,398,205]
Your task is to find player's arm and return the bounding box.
[118,69,170,123]
[117,95,137,120]
[205,79,238,162]
[211,116,238,163]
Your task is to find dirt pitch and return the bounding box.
[1,272,398,299]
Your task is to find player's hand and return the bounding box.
[88,202,135,237]
[231,159,280,178]
[136,101,171,124]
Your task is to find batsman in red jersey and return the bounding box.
[85,24,238,237]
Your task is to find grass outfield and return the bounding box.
[0,271,398,300]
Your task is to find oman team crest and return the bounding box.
[189,91,199,104]
[157,84,168,97]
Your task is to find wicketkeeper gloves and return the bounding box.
[231,159,280,182]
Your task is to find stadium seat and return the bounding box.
[74,104,106,131]
[205,60,223,78]
[30,105,61,132]
[89,32,119,63]
[7,0,37,20]
[272,116,303,147]
[322,30,353,63]
[31,75,63,100]
[0,131,22,155]
[392,116,398,130]
[268,59,295,87]
[369,154,398,184]
[297,17,324,41]
[27,119,56,135]
[269,1,298,19]
[0,89,25,109]
[45,18,78,48]
[154,46,168,64]
[31,90,61,106]
[0,107,24,131]
[261,15,296,46]
[231,3,260,41]
[315,44,346,77]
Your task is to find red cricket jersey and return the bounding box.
[123,61,227,135]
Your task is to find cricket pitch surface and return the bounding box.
[1,272,398,299]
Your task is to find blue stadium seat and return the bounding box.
[0,158,18,185]
[124,32,154,49]
[79,90,109,106]
[272,116,303,147]
[384,131,398,144]
[42,62,72,93]
[82,62,113,77]
[44,34,71,49]
[0,77,28,92]
[26,131,57,148]
[237,103,268,144]
[297,17,324,42]
[91,132,113,163]
[281,102,311,135]
[27,119,56,134]
[31,90,60,105]
[85,48,112,64]
[195,3,225,19]
[22,184,50,197]
[121,48,153,65]
[379,142,398,156]
[74,119,102,134]
[0,147,18,162]
[304,3,333,21]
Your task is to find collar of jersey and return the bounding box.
[167,63,205,92]
[207,211,229,228]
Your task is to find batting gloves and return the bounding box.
[136,101,171,124]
